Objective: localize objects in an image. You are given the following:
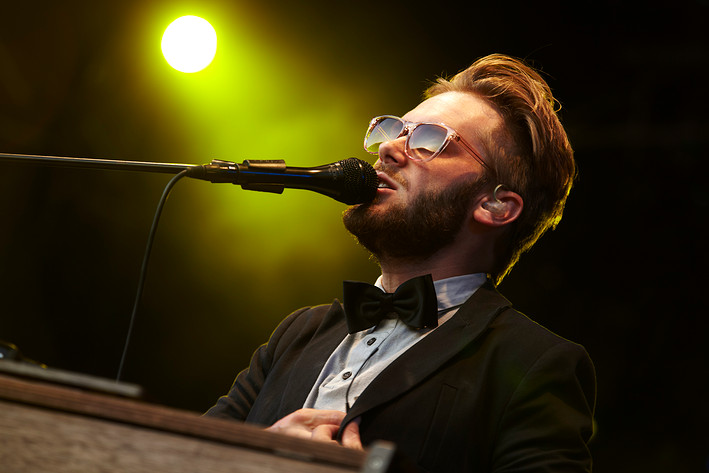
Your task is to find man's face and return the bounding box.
[343,91,503,262]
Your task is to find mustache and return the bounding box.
[374,162,408,190]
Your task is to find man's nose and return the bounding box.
[376,137,409,168]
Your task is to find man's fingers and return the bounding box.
[266,409,362,450]
[311,424,340,443]
[265,423,312,439]
[266,409,345,434]
[294,409,347,429]
[341,419,364,450]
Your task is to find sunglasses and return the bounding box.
[363,115,491,171]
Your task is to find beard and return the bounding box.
[342,173,488,263]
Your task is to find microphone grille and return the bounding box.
[338,158,378,205]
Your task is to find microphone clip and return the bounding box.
[187,159,287,194]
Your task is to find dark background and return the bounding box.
[1,1,707,471]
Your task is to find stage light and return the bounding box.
[161,16,217,73]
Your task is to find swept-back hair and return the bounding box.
[426,54,577,284]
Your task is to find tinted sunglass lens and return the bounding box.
[365,117,404,153]
[407,124,447,160]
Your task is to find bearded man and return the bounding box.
[206,54,596,473]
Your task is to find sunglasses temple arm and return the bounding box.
[456,138,492,171]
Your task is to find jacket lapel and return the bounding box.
[276,301,350,416]
[340,281,511,428]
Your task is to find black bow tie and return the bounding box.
[342,274,439,334]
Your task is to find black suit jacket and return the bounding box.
[206,281,596,472]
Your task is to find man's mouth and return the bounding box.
[376,172,398,191]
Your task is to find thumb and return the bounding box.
[340,418,363,450]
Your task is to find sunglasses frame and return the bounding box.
[364,115,492,172]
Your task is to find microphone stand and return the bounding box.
[0,151,312,381]
[0,151,202,383]
[0,153,290,194]
[0,152,196,175]
[0,151,376,380]
[1,153,378,204]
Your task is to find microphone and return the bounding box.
[186,158,378,205]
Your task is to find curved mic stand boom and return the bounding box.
[0,152,206,382]
[0,152,377,381]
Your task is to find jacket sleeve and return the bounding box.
[491,341,597,473]
[203,306,311,421]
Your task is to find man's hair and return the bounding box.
[425,54,577,284]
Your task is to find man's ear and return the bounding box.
[473,188,523,227]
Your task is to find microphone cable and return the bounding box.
[116,169,188,383]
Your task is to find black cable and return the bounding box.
[345,347,378,413]
[116,169,188,382]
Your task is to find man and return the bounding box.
[206,54,596,472]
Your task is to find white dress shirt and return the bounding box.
[303,273,488,412]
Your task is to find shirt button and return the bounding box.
[342,371,352,380]
[367,338,376,346]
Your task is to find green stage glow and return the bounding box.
[137,4,387,323]
[161,16,217,73]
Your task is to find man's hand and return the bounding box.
[265,408,363,450]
